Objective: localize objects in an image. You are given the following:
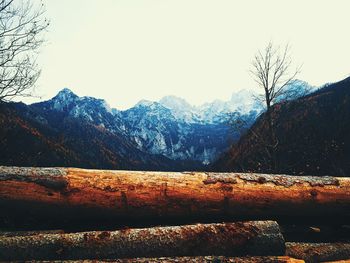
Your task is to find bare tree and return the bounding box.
[0,0,49,102]
[250,42,301,170]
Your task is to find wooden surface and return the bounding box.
[0,166,349,225]
[22,256,305,262]
[286,242,350,263]
[0,221,285,261]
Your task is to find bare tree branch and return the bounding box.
[249,42,301,171]
[0,0,49,102]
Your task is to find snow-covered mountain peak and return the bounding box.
[54,87,77,100]
[58,87,74,94]
[275,79,316,103]
[159,95,198,123]
[50,88,115,114]
[129,100,174,120]
[231,89,255,100]
[49,88,79,111]
[81,96,113,114]
[135,99,158,108]
[159,95,193,111]
[228,89,259,114]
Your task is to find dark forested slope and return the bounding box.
[214,76,350,176]
[0,102,200,171]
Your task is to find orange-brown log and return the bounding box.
[321,260,350,263]
[0,166,349,223]
[286,242,350,263]
[0,221,285,261]
[25,256,305,262]
[0,230,65,237]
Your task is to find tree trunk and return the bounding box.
[0,221,285,261]
[0,166,349,226]
[286,242,350,263]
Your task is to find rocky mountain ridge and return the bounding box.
[0,80,315,170]
[31,87,265,164]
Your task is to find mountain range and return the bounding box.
[0,80,316,171]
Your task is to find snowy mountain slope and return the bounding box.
[121,99,233,163]
[32,88,126,134]
[159,89,263,124]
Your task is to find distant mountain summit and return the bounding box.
[50,88,79,111]
[159,95,196,123]
[158,90,263,124]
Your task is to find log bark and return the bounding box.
[0,221,284,261]
[321,260,350,263]
[0,230,65,237]
[286,242,350,263]
[25,256,305,262]
[0,166,349,224]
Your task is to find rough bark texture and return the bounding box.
[23,256,304,262]
[0,166,349,225]
[322,260,350,263]
[0,230,65,237]
[286,242,350,263]
[0,221,284,261]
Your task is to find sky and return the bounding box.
[20,0,350,109]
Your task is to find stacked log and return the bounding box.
[24,256,305,262]
[0,221,284,261]
[0,166,349,223]
[0,166,349,262]
[286,242,350,263]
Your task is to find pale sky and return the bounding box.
[21,0,350,109]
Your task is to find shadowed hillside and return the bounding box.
[213,76,350,176]
[0,87,264,170]
[0,102,202,171]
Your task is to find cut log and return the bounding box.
[0,166,349,225]
[286,242,350,263]
[25,256,305,262]
[0,230,65,237]
[119,257,304,263]
[0,221,285,261]
[321,260,350,263]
